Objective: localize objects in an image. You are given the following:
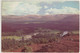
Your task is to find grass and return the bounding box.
[2,36,22,40]
[50,30,60,34]
[24,22,45,24]
[24,35,32,39]
[2,35,32,40]
[2,30,79,40]
[71,31,79,34]
[35,28,60,35]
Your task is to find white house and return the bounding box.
[60,31,69,37]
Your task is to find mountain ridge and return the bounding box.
[2,14,79,22]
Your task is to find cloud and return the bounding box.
[2,2,22,15]
[2,1,79,15]
[2,2,42,15]
[44,5,48,9]
[2,0,66,4]
[46,7,79,14]
[13,3,41,15]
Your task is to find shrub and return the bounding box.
[21,46,32,52]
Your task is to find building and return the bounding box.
[60,31,69,37]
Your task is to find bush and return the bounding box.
[21,46,32,52]
[2,38,24,51]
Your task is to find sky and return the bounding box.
[2,0,79,15]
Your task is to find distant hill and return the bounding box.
[2,14,79,33]
[2,14,79,22]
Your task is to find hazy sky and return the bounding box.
[2,0,79,15]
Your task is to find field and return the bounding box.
[2,30,79,40]
[2,36,21,40]
[2,29,79,52]
[2,14,79,52]
[2,34,79,52]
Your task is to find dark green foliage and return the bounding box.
[21,46,32,52]
[31,33,59,44]
[2,30,25,36]
[2,28,61,51]
[2,39,16,50]
[2,38,24,51]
